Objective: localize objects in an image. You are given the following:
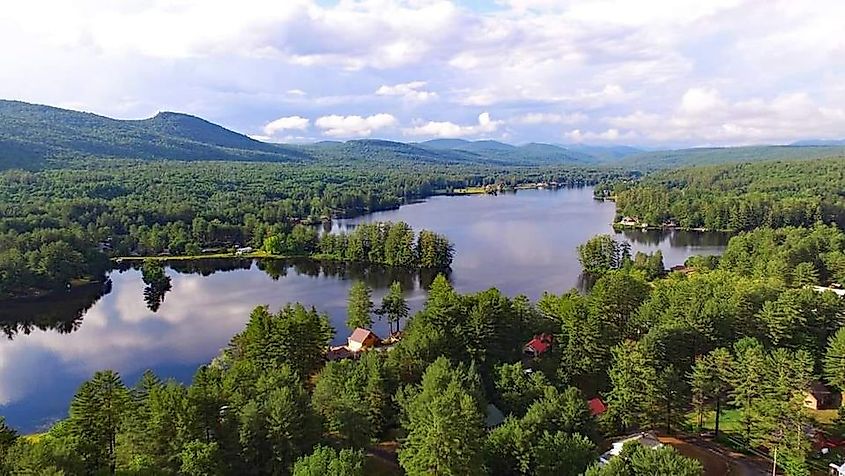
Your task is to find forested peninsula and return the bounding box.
[596,157,845,231]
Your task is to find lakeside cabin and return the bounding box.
[235,246,254,256]
[348,327,380,352]
[326,328,382,361]
[619,216,639,227]
[804,380,839,410]
[523,333,554,358]
[599,432,663,466]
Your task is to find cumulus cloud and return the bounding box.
[375,81,437,101]
[404,112,502,138]
[1,0,844,146]
[262,115,310,135]
[564,128,637,143]
[315,113,398,138]
[604,88,845,145]
[510,112,587,125]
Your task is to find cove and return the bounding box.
[0,187,729,432]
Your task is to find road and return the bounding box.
[660,435,772,476]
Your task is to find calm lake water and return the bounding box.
[0,188,729,432]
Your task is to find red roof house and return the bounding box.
[523,333,554,358]
[588,397,608,416]
[347,328,380,352]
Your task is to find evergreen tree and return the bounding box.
[347,281,374,329]
[399,358,485,476]
[292,445,366,476]
[824,327,845,391]
[378,281,409,334]
[68,370,130,474]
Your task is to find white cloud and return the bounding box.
[315,113,398,138]
[404,112,502,138]
[1,0,844,146]
[605,88,845,145]
[564,128,637,143]
[510,112,587,125]
[375,81,437,101]
[262,115,310,135]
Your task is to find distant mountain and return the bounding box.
[560,144,643,161]
[3,99,841,172]
[0,100,307,167]
[418,139,594,164]
[790,139,845,146]
[619,145,845,169]
[419,139,516,153]
[0,101,603,169]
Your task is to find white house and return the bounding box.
[599,432,664,465]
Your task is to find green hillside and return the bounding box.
[0,100,307,167]
[620,145,845,169]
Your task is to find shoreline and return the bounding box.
[612,222,734,233]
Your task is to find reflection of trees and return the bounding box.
[0,279,112,340]
[257,258,450,292]
[617,229,731,248]
[163,259,253,276]
[143,280,172,312]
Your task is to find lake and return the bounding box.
[0,187,729,432]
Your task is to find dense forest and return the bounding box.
[3,224,845,475]
[0,156,622,300]
[597,157,845,231]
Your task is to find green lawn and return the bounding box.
[687,408,745,434]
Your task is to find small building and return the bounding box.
[670,264,695,275]
[485,404,506,430]
[804,380,838,410]
[599,432,663,465]
[588,397,608,417]
[347,328,380,352]
[523,333,553,358]
[326,345,356,361]
[236,246,254,255]
[619,216,638,227]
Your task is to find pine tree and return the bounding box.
[378,281,409,334]
[68,370,130,474]
[347,281,374,329]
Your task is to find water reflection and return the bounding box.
[0,188,728,432]
[618,228,733,248]
[0,280,112,340]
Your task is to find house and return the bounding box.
[326,345,356,361]
[588,397,608,417]
[804,380,838,410]
[347,328,380,352]
[485,404,506,430]
[599,432,663,465]
[619,216,638,227]
[236,246,254,255]
[523,333,553,358]
[670,264,695,275]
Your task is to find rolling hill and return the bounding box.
[2,100,843,171]
[0,100,308,167]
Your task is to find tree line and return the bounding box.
[596,157,845,231]
[5,223,845,474]
[0,157,621,300]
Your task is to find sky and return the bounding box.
[1,0,844,147]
